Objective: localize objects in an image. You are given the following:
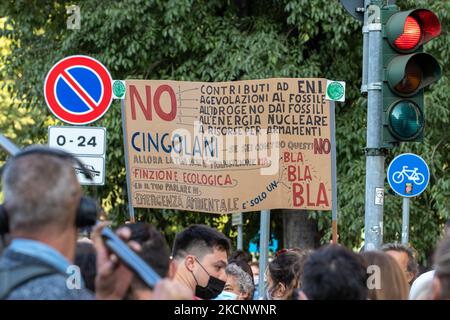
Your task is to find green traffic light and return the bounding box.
[388,100,424,140]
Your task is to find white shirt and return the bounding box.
[409,270,435,300]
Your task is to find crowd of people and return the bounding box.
[0,146,449,300]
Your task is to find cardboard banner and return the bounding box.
[123,78,332,214]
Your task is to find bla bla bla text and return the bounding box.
[284,151,330,208]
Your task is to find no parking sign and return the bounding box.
[44,55,113,125]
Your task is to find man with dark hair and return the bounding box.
[172,224,231,299]
[128,222,172,278]
[431,236,450,300]
[299,245,368,300]
[382,243,418,285]
[123,222,191,300]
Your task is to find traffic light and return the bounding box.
[381,6,442,147]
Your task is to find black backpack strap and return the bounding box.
[0,264,57,300]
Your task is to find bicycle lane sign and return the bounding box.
[387,153,430,198]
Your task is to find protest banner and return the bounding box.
[123,78,332,213]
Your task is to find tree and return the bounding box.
[0,0,448,264]
[282,209,320,249]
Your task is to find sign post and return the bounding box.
[121,99,136,222]
[387,153,430,244]
[232,213,244,250]
[330,102,339,244]
[324,83,343,244]
[237,224,243,251]
[258,209,270,300]
[402,197,410,244]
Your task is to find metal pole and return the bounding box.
[0,134,20,156]
[330,101,338,244]
[364,1,385,251]
[361,0,370,93]
[258,209,270,299]
[121,99,135,223]
[232,212,243,250]
[237,224,243,250]
[401,197,410,244]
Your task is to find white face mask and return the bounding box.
[253,276,259,285]
[214,291,238,300]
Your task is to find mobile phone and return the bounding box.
[100,226,161,289]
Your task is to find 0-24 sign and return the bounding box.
[48,126,106,186]
[48,126,106,156]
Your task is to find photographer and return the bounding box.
[0,146,134,300]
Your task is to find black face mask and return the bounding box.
[192,258,225,300]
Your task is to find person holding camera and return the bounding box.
[0,146,135,300]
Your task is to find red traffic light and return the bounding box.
[387,9,441,53]
[394,16,421,51]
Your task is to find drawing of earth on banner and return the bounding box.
[123,78,332,213]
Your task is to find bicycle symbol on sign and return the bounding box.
[392,166,425,185]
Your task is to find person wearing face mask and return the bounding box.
[172,224,230,300]
[250,261,260,284]
[215,262,254,300]
[250,261,260,299]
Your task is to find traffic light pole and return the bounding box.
[364,1,385,250]
[361,0,370,93]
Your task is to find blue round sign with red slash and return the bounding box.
[44,55,113,125]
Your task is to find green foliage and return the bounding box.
[0,0,448,264]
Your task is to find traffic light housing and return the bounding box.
[381,6,442,147]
